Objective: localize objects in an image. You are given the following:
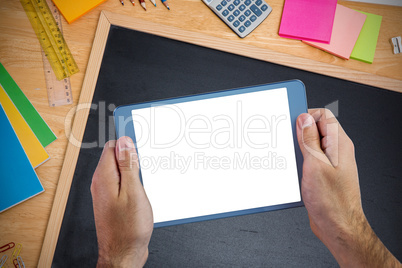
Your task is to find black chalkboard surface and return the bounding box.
[52,25,402,267]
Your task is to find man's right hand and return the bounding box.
[297,109,401,268]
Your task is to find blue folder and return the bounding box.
[0,104,44,213]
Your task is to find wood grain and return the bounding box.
[37,12,111,268]
[0,0,401,267]
[104,11,402,91]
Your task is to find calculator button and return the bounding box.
[261,4,268,11]
[244,10,251,16]
[221,0,227,6]
[216,4,222,11]
[255,0,262,6]
[239,4,246,11]
[239,26,246,33]
[233,20,240,27]
[244,20,251,27]
[250,4,262,16]
[239,15,246,22]
[228,4,234,11]
[233,9,240,16]
[245,0,251,5]
[233,0,240,5]
[228,15,235,22]
[222,9,229,16]
[250,15,257,22]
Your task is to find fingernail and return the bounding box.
[299,114,314,129]
[303,115,314,128]
[120,136,135,151]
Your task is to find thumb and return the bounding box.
[115,136,142,191]
[296,113,331,166]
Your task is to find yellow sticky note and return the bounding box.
[0,84,49,168]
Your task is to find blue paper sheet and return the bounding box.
[0,104,44,213]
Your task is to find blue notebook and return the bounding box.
[0,104,44,213]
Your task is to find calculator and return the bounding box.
[202,0,272,38]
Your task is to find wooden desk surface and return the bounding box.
[0,0,401,266]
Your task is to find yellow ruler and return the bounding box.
[20,0,79,81]
[41,0,73,106]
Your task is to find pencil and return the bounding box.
[130,0,135,5]
[120,0,124,5]
[149,0,156,7]
[161,0,169,10]
[139,0,147,10]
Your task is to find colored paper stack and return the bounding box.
[279,0,382,63]
[0,62,57,213]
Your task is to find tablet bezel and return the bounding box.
[114,79,307,228]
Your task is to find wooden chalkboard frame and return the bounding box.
[38,10,402,267]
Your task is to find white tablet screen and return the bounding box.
[132,87,301,223]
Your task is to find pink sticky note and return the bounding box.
[279,0,338,43]
[303,5,367,60]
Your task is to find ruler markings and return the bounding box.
[21,0,74,106]
[20,0,79,80]
[41,0,72,107]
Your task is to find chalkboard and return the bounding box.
[49,17,402,267]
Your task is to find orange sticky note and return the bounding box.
[303,5,367,60]
[0,84,49,168]
[51,0,108,24]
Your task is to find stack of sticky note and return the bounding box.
[0,62,57,213]
[350,11,383,63]
[279,0,382,63]
[279,0,338,43]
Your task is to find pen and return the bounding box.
[130,0,135,5]
[149,0,156,7]
[139,0,147,10]
[161,0,170,10]
[120,0,124,5]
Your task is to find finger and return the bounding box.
[297,113,332,166]
[91,140,120,198]
[115,136,143,194]
[308,109,340,137]
[308,109,354,167]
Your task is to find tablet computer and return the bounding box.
[114,80,307,228]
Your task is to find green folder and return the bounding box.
[350,11,382,64]
[0,62,57,147]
